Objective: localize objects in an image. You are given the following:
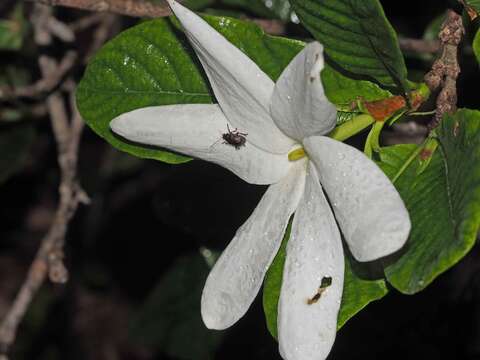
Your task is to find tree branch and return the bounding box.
[424,9,464,131]
[0,69,88,360]
[27,0,171,18]
[0,6,89,358]
[399,38,441,54]
[0,51,77,100]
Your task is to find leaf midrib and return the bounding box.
[438,141,457,231]
[80,88,212,97]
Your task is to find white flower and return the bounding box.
[110,1,411,359]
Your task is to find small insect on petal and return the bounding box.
[222,124,248,150]
[306,276,332,305]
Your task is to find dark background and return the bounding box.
[1,0,480,359]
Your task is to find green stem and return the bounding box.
[329,114,375,142]
[409,110,436,116]
[364,121,385,158]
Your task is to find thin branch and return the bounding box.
[0,50,77,100]
[399,38,441,54]
[69,12,107,31]
[424,9,464,131]
[0,6,89,358]
[27,0,171,18]
[0,72,87,359]
[83,13,117,63]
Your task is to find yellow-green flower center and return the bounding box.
[288,147,307,161]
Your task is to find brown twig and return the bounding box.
[0,6,89,358]
[27,0,171,18]
[0,51,77,100]
[69,12,107,31]
[424,10,464,131]
[399,38,441,54]
[83,13,117,63]
[0,73,88,359]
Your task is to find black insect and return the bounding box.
[307,276,332,305]
[222,124,247,150]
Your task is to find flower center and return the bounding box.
[288,147,307,161]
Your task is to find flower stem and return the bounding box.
[328,114,375,142]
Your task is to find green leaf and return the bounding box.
[0,123,34,184]
[378,109,480,294]
[77,16,304,163]
[76,19,209,164]
[321,65,392,126]
[262,218,292,339]
[322,65,392,106]
[473,29,480,66]
[129,253,223,360]
[337,254,388,329]
[0,4,27,51]
[263,216,389,339]
[221,0,293,21]
[202,15,304,80]
[290,0,409,91]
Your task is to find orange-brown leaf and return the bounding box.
[364,96,406,122]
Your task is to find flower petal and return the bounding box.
[270,42,337,141]
[304,136,411,262]
[201,160,307,329]
[110,104,291,185]
[278,162,343,360]
[167,0,294,154]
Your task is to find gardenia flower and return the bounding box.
[110,1,411,359]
